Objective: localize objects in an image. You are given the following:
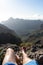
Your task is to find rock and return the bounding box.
[39,55,43,63]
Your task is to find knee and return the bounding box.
[6,48,14,53]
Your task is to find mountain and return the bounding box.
[1,17,43,38]
[0,24,22,45]
[2,17,43,32]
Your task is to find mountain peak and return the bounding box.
[8,17,14,21]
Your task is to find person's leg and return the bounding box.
[21,48,32,64]
[21,48,39,65]
[2,48,17,65]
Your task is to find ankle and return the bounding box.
[23,58,32,65]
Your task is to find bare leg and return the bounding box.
[21,48,32,65]
[2,48,17,65]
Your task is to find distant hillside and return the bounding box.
[25,30,43,43]
[1,17,43,37]
[0,24,22,45]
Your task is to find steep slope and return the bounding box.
[0,24,22,45]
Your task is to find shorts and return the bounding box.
[4,60,38,65]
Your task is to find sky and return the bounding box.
[0,0,43,22]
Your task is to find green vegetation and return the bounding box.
[20,42,33,47]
